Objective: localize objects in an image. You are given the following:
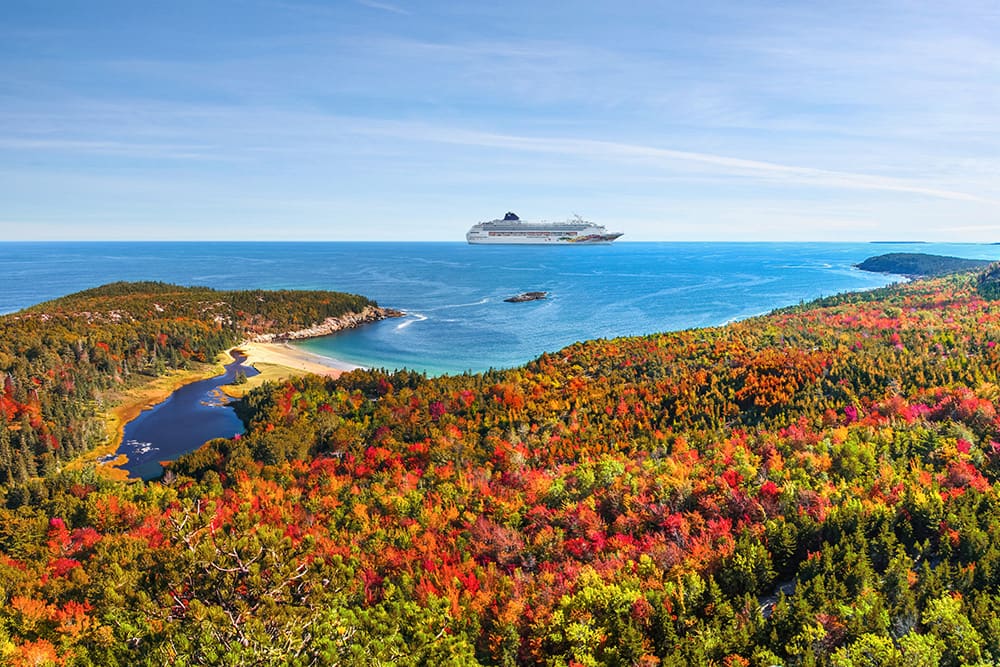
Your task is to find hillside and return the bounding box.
[5,274,1000,664]
[0,282,379,484]
[855,252,992,277]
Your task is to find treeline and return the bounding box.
[6,273,1000,663]
[0,282,376,485]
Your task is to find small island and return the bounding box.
[856,252,992,277]
[504,291,548,302]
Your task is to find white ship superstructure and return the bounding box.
[466,212,623,245]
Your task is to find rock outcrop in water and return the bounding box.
[504,291,548,303]
[250,305,404,342]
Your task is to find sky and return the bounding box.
[1,0,999,241]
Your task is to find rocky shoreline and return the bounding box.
[249,305,404,343]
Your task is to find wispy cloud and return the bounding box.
[4,95,995,205]
[346,121,998,204]
[357,0,409,15]
[0,138,225,160]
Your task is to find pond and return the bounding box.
[115,352,258,480]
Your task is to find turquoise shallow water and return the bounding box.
[2,241,998,375]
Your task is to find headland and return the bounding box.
[856,252,993,278]
[223,305,404,396]
[0,281,398,485]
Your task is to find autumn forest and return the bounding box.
[5,270,1000,665]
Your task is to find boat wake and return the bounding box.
[427,297,490,311]
[778,262,835,270]
[396,313,428,330]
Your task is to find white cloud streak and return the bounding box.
[347,122,997,204]
[4,101,995,205]
[0,138,224,160]
[357,0,409,15]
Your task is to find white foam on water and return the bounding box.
[427,297,490,311]
[127,439,159,455]
[396,313,428,330]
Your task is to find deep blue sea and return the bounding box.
[2,242,999,375]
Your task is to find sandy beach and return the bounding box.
[237,340,358,376]
[226,341,361,395]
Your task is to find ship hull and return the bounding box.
[466,213,623,245]
[467,233,622,245]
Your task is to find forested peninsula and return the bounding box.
[856,252,992,277]
[8,273,1000,664]
[0,281,389,485]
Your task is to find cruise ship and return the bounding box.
[466,212,623,245]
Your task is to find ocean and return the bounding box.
[2,242,998,376]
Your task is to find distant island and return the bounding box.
[856,252,993,277]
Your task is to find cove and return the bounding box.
[115,353,259,480]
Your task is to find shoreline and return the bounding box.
[238,340,361,375]
[65,353,233,481]
[75,306,396,476]
[223,304,401,395]
[223,340,363,397]
[248,305,404,343]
